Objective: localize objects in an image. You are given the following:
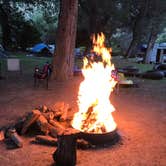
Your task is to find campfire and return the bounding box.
[72,33,117,135]
[0,33,120,166]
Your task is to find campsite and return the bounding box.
[0,55,166,166]
[0,1,166,166]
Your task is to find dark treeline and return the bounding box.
[0,0,166,63]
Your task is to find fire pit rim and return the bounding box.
[78,128,119,145]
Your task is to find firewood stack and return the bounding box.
[20,102,71,137]
[0,102,86,148]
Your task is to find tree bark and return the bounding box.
[0,3,12,50]
[144,27,158,63]
[53,134,77,166]
[125,36,139,58]
[144,0,162,63]
[52,0,78,81]
[52,128,80,166]
[125,0,150,58]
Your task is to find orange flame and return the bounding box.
[72,33,117,133]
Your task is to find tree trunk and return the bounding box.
[125,17,143,58]
[53,134,77,166]
[52,0,78,81]
[144,0,162,64]
[0,3,12,50]
[125,0,150,58]
[144,27,158,63]
[125,37,139,58]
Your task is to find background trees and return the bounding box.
[0,0,166,79]
[0,0,59,50]
[124,0,166,63]
[0,0,166,53]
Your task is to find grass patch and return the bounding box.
[0,55,52,75]
[0,54,157,77]
[74,56,154,73]
[112,56,153,72]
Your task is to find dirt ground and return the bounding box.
[0,73,166,166]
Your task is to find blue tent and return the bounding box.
[31,43,50,53]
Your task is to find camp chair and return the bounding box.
[34,63,52,89]
[6,58,22,77]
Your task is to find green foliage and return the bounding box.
[0,55,52,76]
[0,26,2,43]
[0,0,59,49]
[157,28,166,43]
[16,21,41,49]
[9,8,41,49]
[31,10,58,43]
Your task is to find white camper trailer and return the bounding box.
[150,43,166,63]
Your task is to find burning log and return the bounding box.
[80,106,98,132]
[7,128,23,148]
[53,128,80,166]
[21,109,41,134]
[35,135,57,146]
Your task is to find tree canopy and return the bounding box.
[0,0,166,63]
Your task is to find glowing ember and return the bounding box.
[72,33,117,133]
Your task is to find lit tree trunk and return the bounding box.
[144,0,162,64]
[125,0,150,58]
[144,27,158,63]
[125,17,142,58]
[125,36,139,58]
[52,0,78,81]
